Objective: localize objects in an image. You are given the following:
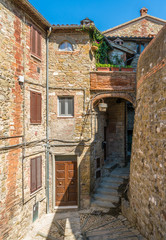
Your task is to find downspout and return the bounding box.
[46,26,52,214]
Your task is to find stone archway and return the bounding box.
[92,92,136,108]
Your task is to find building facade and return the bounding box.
[0,1,165,239]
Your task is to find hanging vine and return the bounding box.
[89,28,111,64]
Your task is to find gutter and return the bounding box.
[46,27,52,214]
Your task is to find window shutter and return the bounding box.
[30,91,37,123]
[37,32,41,57]
[36,93,41,123]
[31,26,36,55]
[36,156,42,189]
[31,158,37,193]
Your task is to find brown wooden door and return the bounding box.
[55,161,77,206]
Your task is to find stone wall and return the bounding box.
[128,25,166,239]
[0,1,47,239]
[48,30,95,209]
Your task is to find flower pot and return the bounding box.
[91,46,98,52]
[111,67,119,71]
[121,67,134,72]
[98,103,108,112]
[97,67,110,71]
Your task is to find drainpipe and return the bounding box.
[46,27,52,214]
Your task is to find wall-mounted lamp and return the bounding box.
[98,99,108,112]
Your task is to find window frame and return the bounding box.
[59,41,73,52]
[30,156,42,194]
[136,43,145,54]
[58,96,74,117]
[30,25,42,59]
[30,91,42,124]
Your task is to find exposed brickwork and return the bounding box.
[0,1,47,239]
[90,71,136,92]
[127,25,166,239]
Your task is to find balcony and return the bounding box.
[90,71,136,92]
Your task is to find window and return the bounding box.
[30,156,42,193]
[114,38,124,45]
[59,41,73,51]
[30,91,42,124]
[31,25,41,58]
[137,43,145,54]
[58,97,74,117]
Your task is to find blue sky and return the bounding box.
[29,0,166,31]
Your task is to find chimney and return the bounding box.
[140,7,148,16]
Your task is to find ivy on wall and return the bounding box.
[89,28,111,64]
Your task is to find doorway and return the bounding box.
[55,157,77,207]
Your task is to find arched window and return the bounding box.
[59,41,73,51]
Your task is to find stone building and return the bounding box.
[122,24,166,240]
[0,1,165,239]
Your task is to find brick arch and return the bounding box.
[92,92,136,107]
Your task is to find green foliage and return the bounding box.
[92,41,100,47]
[123,65,133,68]
[96,63,111,68]
[89,28,110,64]
[110,65,119,68]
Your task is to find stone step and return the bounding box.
[93,193,119,203]
[102,176,124,184]
[91,200,116,209]
[100,182,121,190]
[110,169,130,179]
[96,187,119,196]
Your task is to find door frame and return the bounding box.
[53,154,79,209]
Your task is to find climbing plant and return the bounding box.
[90,28,110,64]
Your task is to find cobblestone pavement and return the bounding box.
[80,210,146,240]
[23,210,147,240]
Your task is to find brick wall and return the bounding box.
[0,1,47,239]
[128,25,166,239]
[90,71,136,92]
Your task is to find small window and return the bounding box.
[31,25,41,58]
[58,97,74,117]
[137,43,145,54]
[30,156,42,193]
[59,41,73,51]
[30,91,42,124]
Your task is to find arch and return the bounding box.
[92,92,136,108]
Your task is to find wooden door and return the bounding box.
[55,161,77,206]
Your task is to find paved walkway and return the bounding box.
[23,209,146,240]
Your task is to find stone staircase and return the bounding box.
[91,163,130,210]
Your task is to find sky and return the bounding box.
[29,0,166,31]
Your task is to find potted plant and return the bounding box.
[96,63,110,71]
[110,65,120,71]
[121,65,134,72]
[91,41,99,52]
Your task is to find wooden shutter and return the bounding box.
[37,32,41,57]
[31,26,36,55]
[30,25,42,58]
[31,158,37,193]
[36,93,42,123]
[30,91,37,123]
[30,91,42,124]
[36,156,42,189]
